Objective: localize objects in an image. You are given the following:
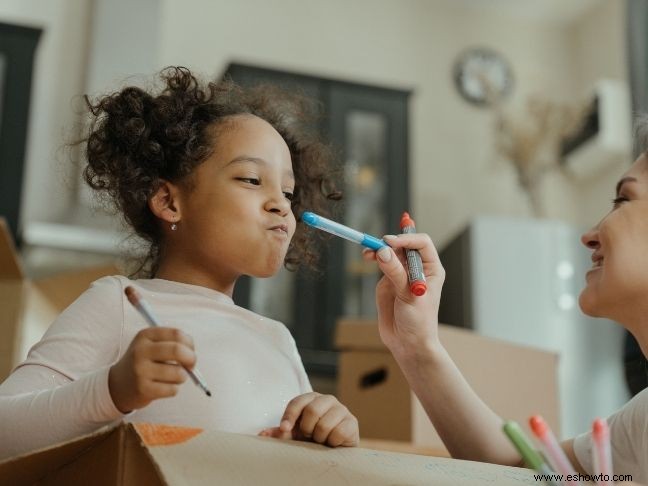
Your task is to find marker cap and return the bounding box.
[411,281,427,296]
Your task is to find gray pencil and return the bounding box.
[125,286,212,397]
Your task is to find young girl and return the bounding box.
[0,67,358,460]
[363,118,648,484]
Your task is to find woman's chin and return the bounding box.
[578,290,601,317]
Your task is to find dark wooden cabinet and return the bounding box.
[0,23,41,243]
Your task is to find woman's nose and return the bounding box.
[580,226,600,249]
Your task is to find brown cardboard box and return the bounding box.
[0,422,540,485]
[0,218,118,380]
[336,318,560,451]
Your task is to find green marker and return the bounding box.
[502,421,561,486]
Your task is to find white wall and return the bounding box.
[571,0,629,229]
[157,0,626,248]
[1,0,626,250]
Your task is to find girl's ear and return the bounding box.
[148,180,183,224]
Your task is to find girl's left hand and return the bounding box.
[258,392,359,447]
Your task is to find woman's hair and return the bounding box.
[82,66,341,276]
[634,113,648,157]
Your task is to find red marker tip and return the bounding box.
[529,415,547,438]
[400,212,415,229]
[592,418,608,439]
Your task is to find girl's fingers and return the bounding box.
[279,392,320,432]
[141,381,179,399]
[296,395,337,440]
[143,327,194,349]
[311,405,348,445]
[298,395,337,439]
[147,361,188,384]
[326,416,359,447]
[258,427,291,439]
[145,341,197,369]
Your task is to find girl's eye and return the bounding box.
[612,196,629,208]
[284,191,294,201]
[237,177,260,185]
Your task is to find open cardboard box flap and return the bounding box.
[0,217,119,380]
[0,422,538,485]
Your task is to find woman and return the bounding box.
[363,118,648,484]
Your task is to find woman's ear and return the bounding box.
[148,180,182,225]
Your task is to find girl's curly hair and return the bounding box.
[83,66,341,276]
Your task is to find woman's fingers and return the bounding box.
[374,246,411,300]
[383,233,444,278]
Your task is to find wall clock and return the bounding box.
[453,48,514,107]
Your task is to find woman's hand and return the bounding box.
[108,327,196,413]
[362,233,445,359]
[258,392,359,447]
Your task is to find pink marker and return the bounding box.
[592,418,613,486]
[530,416,581,485]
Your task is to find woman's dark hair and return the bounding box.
[82,66,341,276]
[634,113,648,158]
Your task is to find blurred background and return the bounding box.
[1,0,647,442]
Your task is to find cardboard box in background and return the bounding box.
[336,319,560,451]
[0,218,119,381]
[0,422,539,485]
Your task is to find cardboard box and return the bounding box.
[0,218,118,380]
[336,318,560,450]
[0,422,540,485]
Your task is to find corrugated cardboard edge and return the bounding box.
[0,422,166,485]
[0,423,119,484]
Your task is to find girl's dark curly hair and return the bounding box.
[83,66,341,276]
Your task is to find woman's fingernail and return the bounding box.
[377,247,392,262]
[383,234,397,240]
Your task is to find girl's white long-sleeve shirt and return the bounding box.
[0,276,311,460]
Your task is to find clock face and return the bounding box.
[453,48,514,106]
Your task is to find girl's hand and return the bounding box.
[258,392,359,447]
[362,233,445,359]
[108,327,196,413]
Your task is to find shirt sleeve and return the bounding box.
[0,276,129,460]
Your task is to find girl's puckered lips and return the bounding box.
[268,224,289,234]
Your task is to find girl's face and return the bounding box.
[176,114,297,283]
[579,153,648,322]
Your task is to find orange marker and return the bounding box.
[400,212,427,296]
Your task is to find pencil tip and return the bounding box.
[206,390,212,397]
[124,286,140,305]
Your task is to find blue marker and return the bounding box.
[301,212,387,251]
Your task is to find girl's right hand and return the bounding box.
[108,327,196,413]
[362,233,446,360]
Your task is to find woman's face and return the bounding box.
[579,152,648,321]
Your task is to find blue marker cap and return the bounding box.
[301,211,387,250]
